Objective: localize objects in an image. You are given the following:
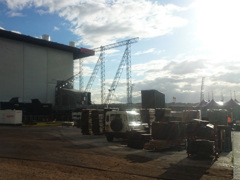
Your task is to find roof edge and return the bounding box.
[0,29,94,59]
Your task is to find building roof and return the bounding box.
[204,99,221,108]
[0,29,94,59]
[196,99,208,107]
[224,98,240,107]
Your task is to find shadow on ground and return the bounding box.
[158,156,215,180]
[124,154,154,163]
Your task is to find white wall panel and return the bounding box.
[0,38,24,101]
[24,44,47,103]
[0,37,74,105]
[47,49,73,104]
[47,49,73,83]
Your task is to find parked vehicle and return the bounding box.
[104,110,144,142]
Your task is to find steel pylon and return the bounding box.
[85,37,138,104]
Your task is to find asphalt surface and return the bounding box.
[0,126,234,179]
[233,131,240,180]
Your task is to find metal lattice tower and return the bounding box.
[79,58,83,91]
[126,41,132,104]
[104,46,128,105]
[85,49,104,93]
[200,77,205,102]
[100,47,105,104]
[85,37,138,104]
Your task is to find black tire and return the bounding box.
[106,134,114,142]
[110,119,123,132]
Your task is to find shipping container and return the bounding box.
[141,90,165,108]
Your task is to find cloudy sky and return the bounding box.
[1,0,240,104]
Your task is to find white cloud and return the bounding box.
[53,26,60,31]
[3,0,188,47]
[131,55,240,103]
[134,48,155,55]
[193,0,240,60]
[7,11,24,17]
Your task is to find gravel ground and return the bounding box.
[0,126,233,180]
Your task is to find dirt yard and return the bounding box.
[0,126,233,180]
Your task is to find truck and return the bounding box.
[104,110,146,142]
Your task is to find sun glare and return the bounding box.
[194,0,240,59]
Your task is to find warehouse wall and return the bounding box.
[47,48,73,104]
[0,37,73,104]
[0,38,24,101]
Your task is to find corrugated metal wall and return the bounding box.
[0,37,73,104]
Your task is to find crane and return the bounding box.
[85,37,139,104]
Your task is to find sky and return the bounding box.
[1,0,240,104]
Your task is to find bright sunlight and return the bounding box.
[194,0,240,59]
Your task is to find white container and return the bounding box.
[42,34,50,41]
[69,41,76,47]
[72,112,81,121]
[0,110,22,125]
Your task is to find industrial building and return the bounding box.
[0,29,93,105]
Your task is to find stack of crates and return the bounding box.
[182,110,201,123]
[206,109,232,152]
[152,121,185,140]
[81,110,91,135]
[186,119,216,158]
[91,110,104,135]
[81,109,114,135]
[72,111,81,127]
[155,108,171,122]
[169,111,183,122]
[217,125,232,152]
[207,109,228,125]
[140,109,155,133]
